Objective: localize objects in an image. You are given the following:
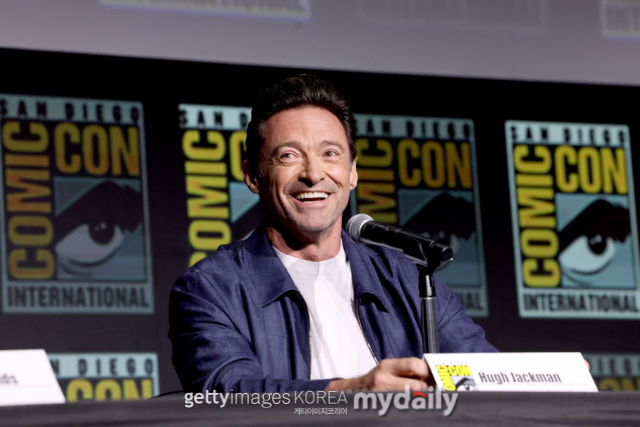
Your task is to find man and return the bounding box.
[169,75,496,394]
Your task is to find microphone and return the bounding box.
[346,214,453,268]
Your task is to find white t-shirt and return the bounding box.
[273,244,378,380]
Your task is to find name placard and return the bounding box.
[0,349,65,406]
[424,352,597,392]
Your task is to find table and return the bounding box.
[0,391,638,426]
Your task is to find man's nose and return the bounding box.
[299,155,324,185]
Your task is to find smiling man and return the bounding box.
[169,75,496,394]
[245,105,355,259]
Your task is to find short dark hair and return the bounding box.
[245,74,356,173]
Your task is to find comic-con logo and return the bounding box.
[0,96,153,313]
[506,121,640,318]
[352,114,488,317]
[178,105,261,267]
[48,353,159,401]
[585,353,640,391]
[436,364,477,391]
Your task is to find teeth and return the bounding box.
[294,192,329,200]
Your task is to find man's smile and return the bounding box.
[290,191,330,203]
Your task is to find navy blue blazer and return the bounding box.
[169,226,496,393]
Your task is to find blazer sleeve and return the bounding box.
[168,269,334,393]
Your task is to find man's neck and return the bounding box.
[266,222,343,262]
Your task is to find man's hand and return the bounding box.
[326,357,431,392]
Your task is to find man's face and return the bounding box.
[244,106,357,237]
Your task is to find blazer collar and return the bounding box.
[341,229,390,312]
[244,224,389,311]
[242,225,299,307]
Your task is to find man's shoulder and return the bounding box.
[350,241,455,301]
[172,238,252,296]
[353,242,418,273]
[188,240,246,276]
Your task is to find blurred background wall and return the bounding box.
[1,0,639,85]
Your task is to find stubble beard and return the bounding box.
[262,192,347,241]
[257,169,350,240]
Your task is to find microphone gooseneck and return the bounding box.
[346,213,453,268]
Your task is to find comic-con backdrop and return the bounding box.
[1,48,639,398]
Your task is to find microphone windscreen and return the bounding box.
[346,213,373,243]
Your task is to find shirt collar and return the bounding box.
[272,242,347,276]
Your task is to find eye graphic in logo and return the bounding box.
[403,193,475,261]
[454,377,477,391]
[54,180,145,280]
[558,199,630,286]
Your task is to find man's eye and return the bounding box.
[281,153,294,159]
[325,151,337,157]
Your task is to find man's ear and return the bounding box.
[243,160,260,194]
[349,156,358,190]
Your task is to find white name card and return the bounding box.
[0,349,65,406]
[424,352,597,392]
